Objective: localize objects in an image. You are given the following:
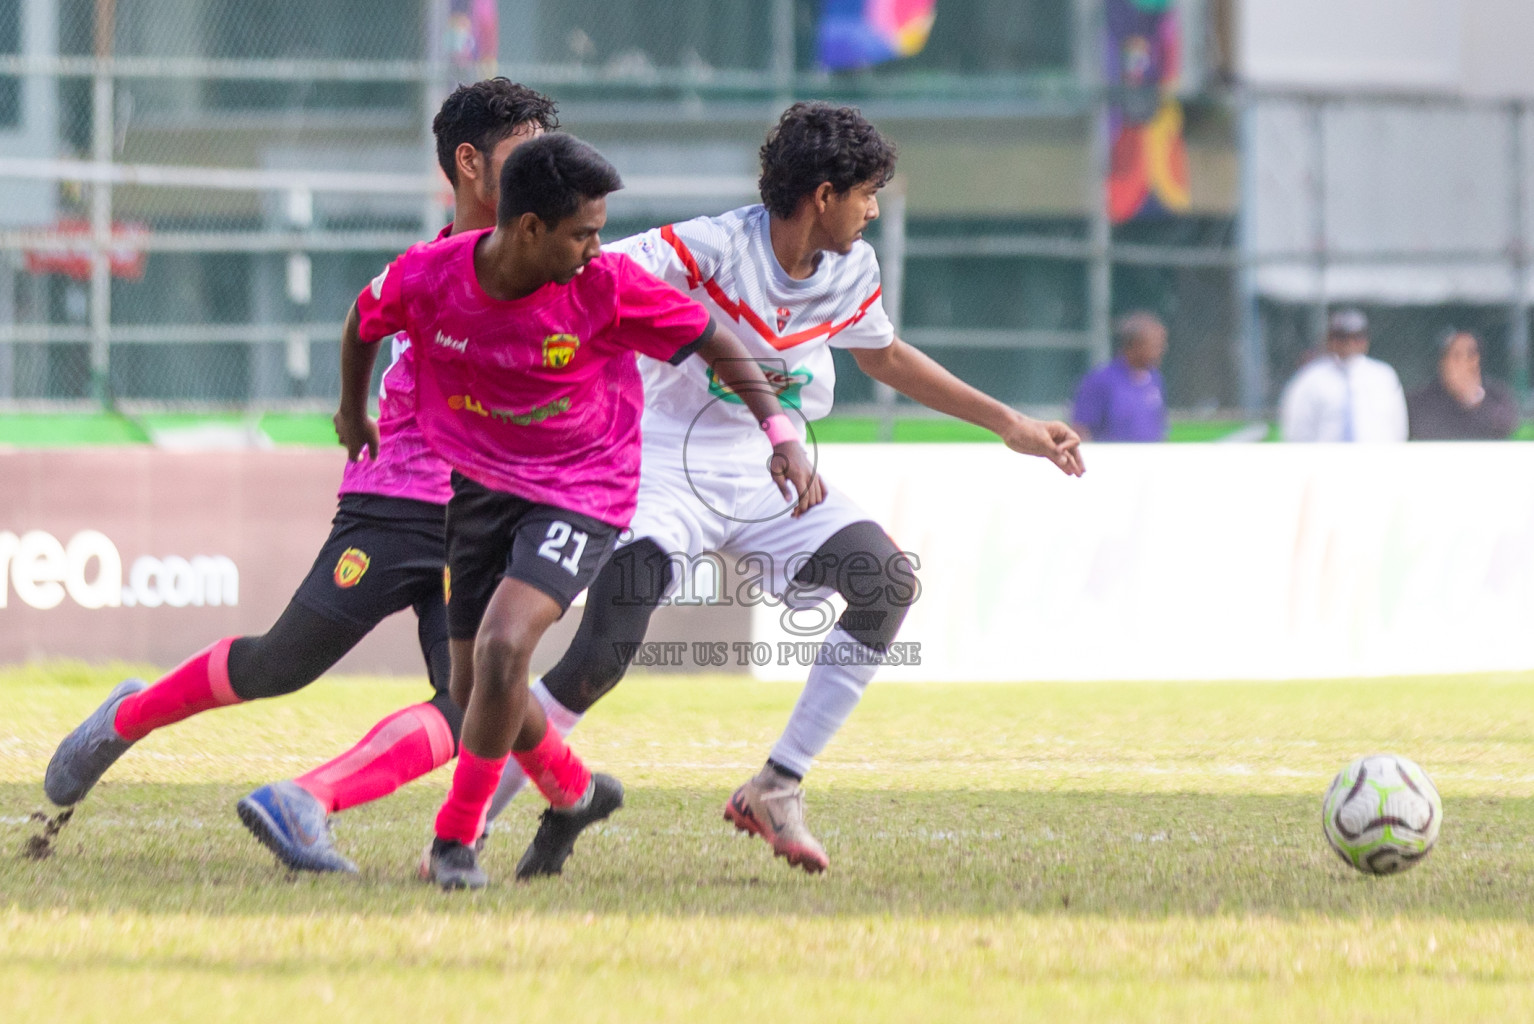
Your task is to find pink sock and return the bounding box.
[513,725,592,809]
[293,703,455,813]
[113,638,240,742]
[434,748,509,845]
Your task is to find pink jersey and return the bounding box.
[337,338,454,506]
[355,228,711,526]
[338,224,454,507]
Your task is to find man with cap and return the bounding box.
[1279,308,1407,442]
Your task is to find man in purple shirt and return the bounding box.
[1071,311,1169,442]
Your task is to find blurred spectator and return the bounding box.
[1407,330,1519,440]
[1071,311,1168,442]
[1279,308,1407,442]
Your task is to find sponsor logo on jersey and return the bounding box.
[707,362,812,407]
[333,547,370,588]
[542,333,580,369]
[775,307,791,332]
[448,393,572,426]
[448,393,489,417]
[369,265,388,299]
[434,330,467,353]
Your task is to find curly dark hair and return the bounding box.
[433,79,560,184]
[758,102,897,219]
[497,133,624,228]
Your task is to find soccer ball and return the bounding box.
[1321,754,1442,875]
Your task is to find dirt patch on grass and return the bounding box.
[22,808,73,860]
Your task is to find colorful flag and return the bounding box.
[1105,0,1191,223]
[446,0,498,70]
[818,0,937,72]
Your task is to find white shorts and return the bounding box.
[625,442,875,607]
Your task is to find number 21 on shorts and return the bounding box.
[537,520,588,575]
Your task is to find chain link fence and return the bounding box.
[0,0,1200,420]
[0,0,1523,423]
[0,0,792,409]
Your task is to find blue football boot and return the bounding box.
[237,780,358,874]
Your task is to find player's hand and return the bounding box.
[770,441,825,518]
[333,408,380,462]
[1002,415,1085,477]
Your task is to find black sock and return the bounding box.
[765,758,803,783]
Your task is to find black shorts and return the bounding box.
[445,472,620,639]
[291,493,449,633]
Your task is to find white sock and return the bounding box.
[767,626,882,778]
[483,677,584,827]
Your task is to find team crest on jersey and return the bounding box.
[708,361,812,407]
[775,306,792,332]
[333,548,370,589]
[542,334,580,369]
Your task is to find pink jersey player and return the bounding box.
[354,229,711,526]
[338,226,454,507]
[41,80,572,879]
[336,132,820,889]
[337,342,453,505]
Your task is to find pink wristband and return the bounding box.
[761,413,797,447]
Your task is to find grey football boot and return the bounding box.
[44,678,149,806]
[428,837,488,890]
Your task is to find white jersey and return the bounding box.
[608,205,894,461]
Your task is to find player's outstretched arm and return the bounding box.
[852,338,1085,477]
[695,324,826,516]
[334,302,382,461]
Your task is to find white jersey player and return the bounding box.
[613,200,891,604]
[491,102,1085,877]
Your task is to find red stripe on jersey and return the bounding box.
[659,223,882,353]
[660,224,704,289]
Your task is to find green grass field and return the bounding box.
[9,410,1534,447]
[6,666,1534,1022]
[0,411,1283,447]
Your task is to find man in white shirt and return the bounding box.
[1279,308,1407,442]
